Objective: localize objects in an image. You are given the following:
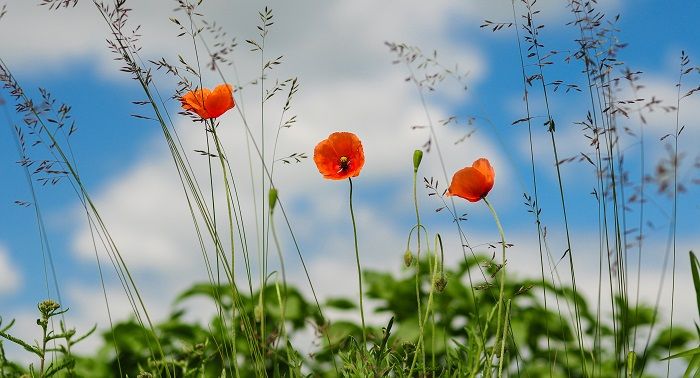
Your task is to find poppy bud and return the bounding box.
[269,188,278,213]
[403,250,414,267]
[413,149,423,172]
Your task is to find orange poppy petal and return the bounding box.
[472,158,495,192]
[205,84,235,119]
[447,167,489,202]
[327,132,355,156]
[313,139,341,179]
[346,142,365,178]
[181,88,211,119]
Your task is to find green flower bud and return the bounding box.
[269,188,278,213]
[413,149,423,172]
[403,250,414,267]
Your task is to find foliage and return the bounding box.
[0,300,95,377]
[1,256,692,377]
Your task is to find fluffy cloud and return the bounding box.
[0,243,21,294]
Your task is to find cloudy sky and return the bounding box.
[0,0,699,372]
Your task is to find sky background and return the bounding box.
[0,0,699,372]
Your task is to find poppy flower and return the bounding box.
[313,132,365,180]
[447,158,495,202]
[180,83,235,119]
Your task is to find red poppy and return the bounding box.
[313,132,365,180]
[180,83,235,119]
[447,158,495,202]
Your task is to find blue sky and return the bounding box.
[0,0,699,370]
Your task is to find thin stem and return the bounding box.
[412,166,426,372]
[408,235,442,376]
[270,205,291,359]
[483,196,507,375]
[348,178,367,349]
[259,21,268,361]
[509,1,551,372]
[666,52,684,378]
[39,321,47,377]
[498,299,512,378]
[528,3,588,370]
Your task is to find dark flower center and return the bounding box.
[338,156,350,172]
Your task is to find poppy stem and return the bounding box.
[483,196,508,376]
[348,177,367,350]
[412,162,427,373]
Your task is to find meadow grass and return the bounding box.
[0,0,699,377]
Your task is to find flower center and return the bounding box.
[338,156,350,172]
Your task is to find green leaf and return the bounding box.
[684,353,700,377]
[325,298,356,310]
[0,330,42,356]
[44,358,75,377]
[660,346,700,361]
[690,251,700,318]
[327,321,361,346]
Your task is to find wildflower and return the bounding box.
[314,131,368,345]
[447,158,495,202]
[180,83,235,119]
[313,132,365,180]
[38,300,60,318]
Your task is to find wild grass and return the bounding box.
[0,0,698,377]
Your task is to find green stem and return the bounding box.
[408,245,440,375]
[39,321,47,378]
[474,304,501,377]
[497,299,512,378]
[412,168,426,372]
[348,178,367,349]
[483,196,507,375]
[270,201,291,372]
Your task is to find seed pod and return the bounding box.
[434,276,447,293]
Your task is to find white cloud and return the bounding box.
[467,0,621,25]
[0,243,22,294]
[0,0,483,80]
